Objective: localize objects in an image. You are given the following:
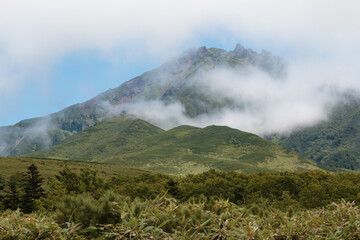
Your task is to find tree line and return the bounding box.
[0,164,45,213]
[2,164,360,239]
[1,164,360,214]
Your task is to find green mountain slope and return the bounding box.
[29,116,317,175]
[0,44,285,157]
[271,98,360,170]
[28,116,164,161]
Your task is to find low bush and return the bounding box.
[0,209,83,240]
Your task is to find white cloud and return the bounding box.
[1,1,359,77]
[189,65,342,135]
[103,100,192,130]
[1,0,360,130]
[105,62,351,135]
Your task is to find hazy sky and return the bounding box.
[1,0,360,127]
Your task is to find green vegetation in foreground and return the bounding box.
[28,116,318,175]
[1,198,359,239]
[1,167,360,239]
[0,157,146,180]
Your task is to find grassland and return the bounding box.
[28,116,318,175]
[0,157,146,180]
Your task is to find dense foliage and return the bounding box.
[1,195,360,239]
[2,166,360,212]
[276,98,360,170]
[1,165,360,239]
[21,164,46,213]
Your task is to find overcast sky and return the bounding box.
[0,0,360,127]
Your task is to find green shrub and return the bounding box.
[3,192,360,239]
[0,209,83,240]
[55,190,127,237]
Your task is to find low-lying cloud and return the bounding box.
[1,0,360,137]
[1,0,360,94]
[0,116,54,155]
[102,57,359,136]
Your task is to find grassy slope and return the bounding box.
[0,157,146,181]
[29,116,317,175]
[27,116,164,162]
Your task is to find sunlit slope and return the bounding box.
[0,157,147,180]
[28,116,164,160]
[29,116,317,175]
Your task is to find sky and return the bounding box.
[0,0,360,128]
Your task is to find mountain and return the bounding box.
[270,98,360,170]
[1,43,359,172]
[0,44,286,157]
[28,115,317,175]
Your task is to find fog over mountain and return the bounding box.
[1,1,360,127]
[101,45,355,136]
[0,44,359,162]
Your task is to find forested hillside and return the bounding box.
[275,98,360,170]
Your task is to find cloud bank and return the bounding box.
[1,0,360,92]
[1,0,360,133]
[102,56,359,136]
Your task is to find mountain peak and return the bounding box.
[196,46,209,56]
[0,43,286,157]
[233,43,255,58]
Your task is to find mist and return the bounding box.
[102,56,359,136]
[1,1,360,137]
[1,0,360,95]
[0,116,55,156]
